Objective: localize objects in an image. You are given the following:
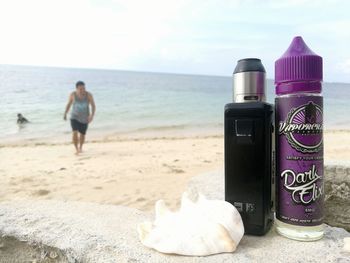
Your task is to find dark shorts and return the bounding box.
[70,119,88,135]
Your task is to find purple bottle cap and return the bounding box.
[275,36,323,94]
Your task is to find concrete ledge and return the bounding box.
[0,201,152,262]
[0,164,350,262]
[0,200,349,263]
[324,164,350,231]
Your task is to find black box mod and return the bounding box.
[224,58,273,235]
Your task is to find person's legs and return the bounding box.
[70,119,80,154]
[79,133,85,152]
[77,122,88,153]
[72,131,79,154]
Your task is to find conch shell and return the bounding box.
[137,191,244,256]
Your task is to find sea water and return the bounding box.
[0,64,349,143]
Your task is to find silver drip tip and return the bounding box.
[233,58,266,103]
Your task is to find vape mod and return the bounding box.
[275,36,324,241]
[225,58,273,235]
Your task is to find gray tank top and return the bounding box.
[71,92,89,124]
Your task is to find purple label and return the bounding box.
[276,95,324,226]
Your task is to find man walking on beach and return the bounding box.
[64,81,96,155]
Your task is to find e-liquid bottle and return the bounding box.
[225,58,274,235]
[275,36,324,241]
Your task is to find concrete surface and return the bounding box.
[0,164,349,262]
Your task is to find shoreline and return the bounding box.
[1,127,349,148]
[0,126,223,148]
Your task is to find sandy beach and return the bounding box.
[0,130,348,212]
[0,133,223,211]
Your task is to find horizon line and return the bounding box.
[1,63,349,85]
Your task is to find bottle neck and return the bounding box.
[275,80,321,96]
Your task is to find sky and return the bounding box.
[0,0,350,82]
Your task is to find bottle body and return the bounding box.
[225,101,274,235]
[275,90,324,241]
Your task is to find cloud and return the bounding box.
[337,59,350,74]
[0,0,188,68]
[0,0,349,82]
[266,0,343,8]
[298,20,350,39]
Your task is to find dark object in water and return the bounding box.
[17,113,29,124]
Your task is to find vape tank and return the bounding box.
[224,58,274,235]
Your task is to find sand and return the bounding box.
[0,130,349,211]
[0,134,223,211]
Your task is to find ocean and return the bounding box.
[1,64,349,142]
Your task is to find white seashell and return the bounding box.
[137,191,244,256]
